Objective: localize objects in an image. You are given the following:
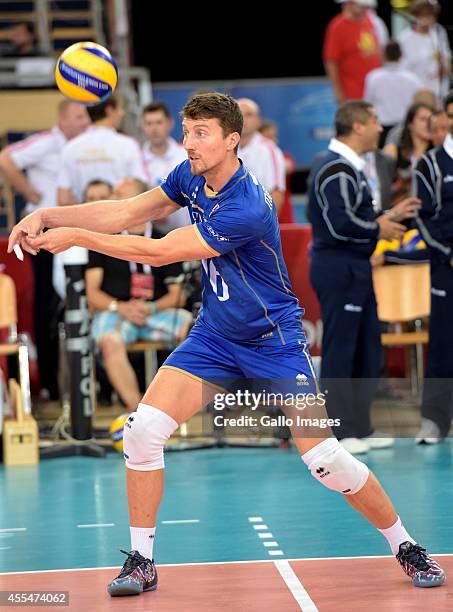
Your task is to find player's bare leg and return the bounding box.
[108,368,217,596]
[287,402,445,588]
[127,368,212,527]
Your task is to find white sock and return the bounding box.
[378,516,415,555]
[130,526,156,560]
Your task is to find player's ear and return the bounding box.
[227,132,240,151]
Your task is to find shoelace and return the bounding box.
[400,545,431,572]
[118,549,146,578]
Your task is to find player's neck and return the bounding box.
[203,158,241,192]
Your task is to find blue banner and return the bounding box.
[153,79,336,167]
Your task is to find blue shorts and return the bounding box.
[162,319,319,395]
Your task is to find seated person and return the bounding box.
[85,178,193,411]
[0,22,43,57]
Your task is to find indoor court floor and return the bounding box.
[1,441,452,610]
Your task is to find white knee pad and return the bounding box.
[301,438,369,495]
[123,403,178,472]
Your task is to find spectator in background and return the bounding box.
[429,109,449,146]
[308,100,420,454]
[384,88,439,148]
[0,22,42,57]
[52,180,114,302]
[367,5,389,52]
[364,40,422,146]
[259,119,296,223]
[384,102,434,203]
[398,0,452,102]
[57,94,150,205]
[414,90,453,444]
[85,177,193,412]
[141,102,189,233]
[324,0,382,104]
[237,98,286,212]
[0,100,90,400]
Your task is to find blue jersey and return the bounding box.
[160,160,302,340]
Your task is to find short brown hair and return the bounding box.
[181,92,243,138]
[335,100,373,137]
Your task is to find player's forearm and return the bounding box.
[0,152,37,201]
[41,200,130,234]
[73,229,169,266]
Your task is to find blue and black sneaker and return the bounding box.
[107,549,158,596]
[396,541,446,588]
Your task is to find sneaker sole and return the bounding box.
[108,583,157,597]
[413,575,446,588]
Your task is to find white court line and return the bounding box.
[253,525,268,530]
[268,550,284,556]
[248,517,263,522]
[2,552,453,575]
[263,542,279,547]
[0,528,27,533]
[77,523,115,528]
[275,559,318,611]
[258,532,273,539]
[161,520,200,524]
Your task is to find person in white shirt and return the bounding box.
[57,94,150,205]
[141,101,189,233]
[364,40,422,144]
[0,100,90,400]
[397,0,452,102]
[237,98,286,212]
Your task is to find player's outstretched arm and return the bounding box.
[26,224,219,266]
[7,186,181,255]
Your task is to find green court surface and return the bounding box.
[0,440,452,574]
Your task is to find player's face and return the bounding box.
[142,111,173,146]
[182,117,234,176]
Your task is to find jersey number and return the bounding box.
[202,259,230,302]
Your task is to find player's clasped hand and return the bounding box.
[7,209,45,256]
[27,227,76,254]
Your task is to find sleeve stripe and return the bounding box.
[157,186,184,207]
[193,225,221,256]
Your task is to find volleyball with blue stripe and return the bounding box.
[55,41,118,104]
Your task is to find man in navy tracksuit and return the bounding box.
[308,100,420,454]
[415,91,453,444]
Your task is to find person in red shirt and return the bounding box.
[324,0,382,103]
